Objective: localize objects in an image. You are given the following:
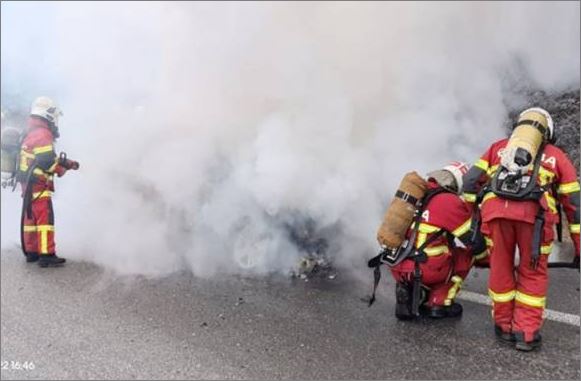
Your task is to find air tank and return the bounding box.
[377,171,427,249]
[501,110,547,172]
[1,127,22,178]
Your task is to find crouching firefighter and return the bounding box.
[17,97,80,268]
[368,162,487,320]
[462,107,580,352]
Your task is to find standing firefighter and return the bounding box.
[463,107,580,351]
[369,162,487,320]
[18,97,79,267]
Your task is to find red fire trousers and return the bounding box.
[484,219,552,342]
[22,193,56,256]
[390,248,473,307]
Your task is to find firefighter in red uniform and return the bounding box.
[389,162,488,319]
[18,97,79,268]
[463,107,580,351]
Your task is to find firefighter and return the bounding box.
[462,107,580,352]
[18,96,79,268]
[389,162,488,320]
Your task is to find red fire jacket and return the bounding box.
[19,117,67,195]
[463,138,580,255]
[408,181,476,256]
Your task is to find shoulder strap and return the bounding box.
[547,161,563,242]
[421,187,450,207]
[402,186,451,256]
[531,143,546,183]
[406,187,448,253]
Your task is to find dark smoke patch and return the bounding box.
[280,213,338,279]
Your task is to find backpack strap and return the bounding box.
[367,210,425,307]
[490,143,546,201]
[409,227,447,315]
[527,144,549,268]
[551,182,563,243]
[478,144,551,268]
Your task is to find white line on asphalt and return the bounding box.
[458,290,581,327]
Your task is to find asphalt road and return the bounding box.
[1,246,579,380]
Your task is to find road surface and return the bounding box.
[1,246,579,380]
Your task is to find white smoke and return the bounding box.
[1,2,579,277]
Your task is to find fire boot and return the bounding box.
[26,252,39,263]
[514,331,542,352]
[38,254,66,268]
[494,325,515,344]
[395,282,414,320]
[420,302,463,319]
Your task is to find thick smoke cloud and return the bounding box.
[1,2,579,277]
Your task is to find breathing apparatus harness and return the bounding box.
[367,187,452,314]
[470,142,563,269]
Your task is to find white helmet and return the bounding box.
[30,96,63,127]
[518,107,554,143]
[427,161,470,195]
[443,161,470,193]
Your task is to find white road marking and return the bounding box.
[458,290,581,327]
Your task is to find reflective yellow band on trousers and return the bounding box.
[515,291,546,308]
[23,225,54,233]
[37,225,54,254]
[445,276,463,306]
[558,181,581,195]
[488,289,516,303]
[22,225,54,253]
[540,243,553,255]
[570,224,580,234]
